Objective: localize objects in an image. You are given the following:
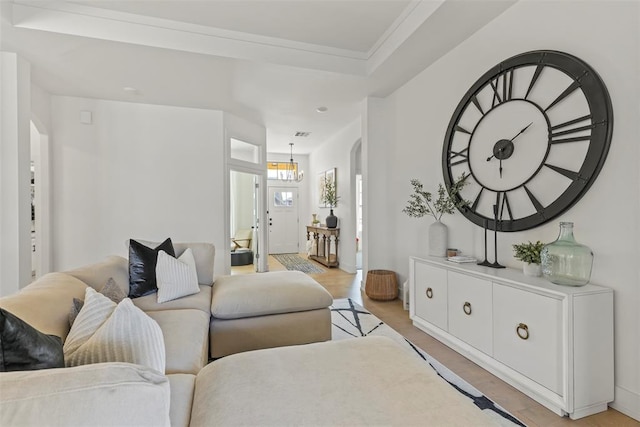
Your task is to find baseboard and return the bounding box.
[339,262,356,274]
[610,385,640,421]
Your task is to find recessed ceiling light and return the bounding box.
[316,106,328,113]
[123,87,138,94]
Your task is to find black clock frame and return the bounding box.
[442,50,613,232]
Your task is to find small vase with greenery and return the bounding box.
[402,174,468,257]
[512,240,545,276]
[322,178,340,228]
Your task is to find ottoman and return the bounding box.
[190,337,498,426]
[209,271,333,358]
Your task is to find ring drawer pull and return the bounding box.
[463,302,472,315]
[516,323,529,340]
[426,288,433,299]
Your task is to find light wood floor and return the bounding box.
[232,255,638,427]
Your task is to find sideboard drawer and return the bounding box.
[448,271,492,355]
[493,283,563,395]
[414,262,448,331]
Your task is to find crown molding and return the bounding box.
[11,0,442,76]
[11,1,368,75]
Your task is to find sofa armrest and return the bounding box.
[0,273,88,341]
[0,362,170,427]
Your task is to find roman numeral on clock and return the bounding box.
[448,147,469,166]
[550,115,603,144]
[545,71,588,112]
[499,191,513,221]
[525,63,545,100]
[494,191,513,221]
[524,185,545,215]
[471,96,484,115]
[489,69,514,108]
[455,125,472,135]
[544,163,581,181]
[471,188,484,211]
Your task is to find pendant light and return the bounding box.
[281,142,302,182]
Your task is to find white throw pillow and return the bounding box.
[64,287,117,356]
[65,290,166,373]
[156,248,200,303]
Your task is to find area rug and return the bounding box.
[272,253,325,273]
[331,298,526,427]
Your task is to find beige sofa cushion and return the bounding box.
[133,285,212,314]
[209,308,331,358]
[146,309,209,375]
[0,273,87,341]
[167,374,196,427]
[0,362,170,427]
[65,255,130,295]
[211,271,333,319]
[191,337,498,426]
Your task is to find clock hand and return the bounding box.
[487,147,503,162]
[509,122,533,143]
[487,122,533,162]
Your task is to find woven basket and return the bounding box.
[365,270,398,301]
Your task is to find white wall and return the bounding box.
[309,119,361,273]
[50,96,227,277]
[0,52,32,296]
[370,1,639,418]
[31,84,51,133]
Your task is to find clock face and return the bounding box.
[443,50,613,232]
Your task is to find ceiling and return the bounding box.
[0,0,516,154]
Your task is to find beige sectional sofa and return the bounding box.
[0,242,502,426]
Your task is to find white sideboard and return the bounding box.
[409,256,614,420]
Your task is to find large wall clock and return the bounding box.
[442,50,613,232]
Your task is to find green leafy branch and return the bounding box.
[322,177,340,208]
[402,173,469,222]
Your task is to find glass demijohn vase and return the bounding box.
[541,222,593,286]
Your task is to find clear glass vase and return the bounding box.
[541,222,593,286]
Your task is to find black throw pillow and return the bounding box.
[128,238,175,298]
[0,308,65,372]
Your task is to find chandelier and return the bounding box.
[281,142,303,182]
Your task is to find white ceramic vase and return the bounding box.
[428,220,448,257]
[523,262,542,277]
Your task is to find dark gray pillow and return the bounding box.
[68,277,127,326]
[0,308,64,372]
[128,238,175,298]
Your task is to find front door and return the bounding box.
[268,187,299,254]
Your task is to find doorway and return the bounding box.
[230,170,260,271]
[29,120,51,279]
[268,186,299,254]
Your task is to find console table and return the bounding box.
[409,256,613,420]
[306,226,339,268]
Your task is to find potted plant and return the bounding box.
[402,174,468,257]
[322,177,340,228]
[512,240,545,276]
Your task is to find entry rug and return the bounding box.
[272,253,326,274]
[330,298,526,427]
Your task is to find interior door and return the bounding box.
[268,187,299,254]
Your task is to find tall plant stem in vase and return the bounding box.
[402,174,469,257]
